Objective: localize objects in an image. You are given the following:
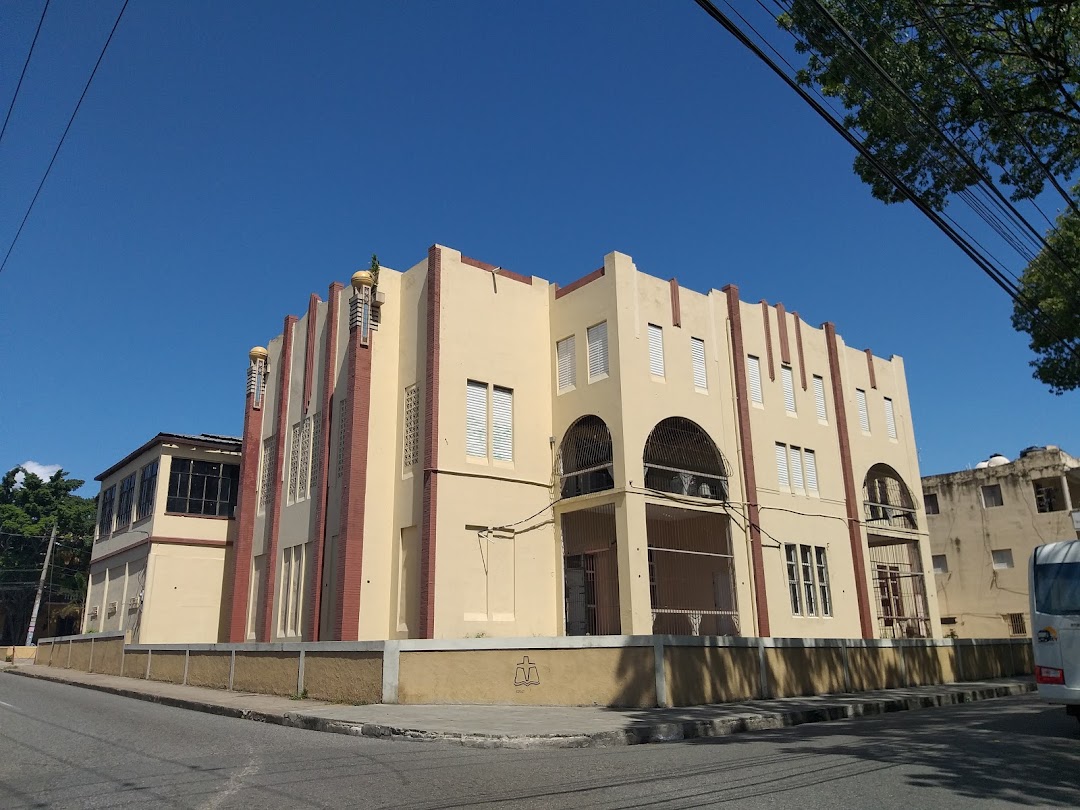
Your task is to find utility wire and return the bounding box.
[0,0,51,147]
[0,0,130,276]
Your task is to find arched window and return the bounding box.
[863,464,917,530]
[558,416,614,498]
[643,417,728,501]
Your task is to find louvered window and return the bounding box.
[856,389,870,432]
[587,322,608,380]
[691,337,707,390]
[782,365,796,413]
[775,443,789,490]
[884,397,897,439]
[492,386,513,461]
[466,380,488,457]
[804,449,819,493]
[557,335,576,392]
[813,375,827,422]
[648,324,664,377]
[789,445,805,492]
[748,355,763,404]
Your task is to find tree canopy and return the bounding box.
[0,467,96,644]
[779,0,1080,390]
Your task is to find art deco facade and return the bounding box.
[227,245,939,643]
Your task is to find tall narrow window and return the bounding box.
[800,545,818,616]
[804,449,819,494]
[924,492,939,514]
[288,422,302,503]
[856,388,870,432]
[775,443,790,490]
[789,446,805,492]
[492,386,513,462]
[259,436,275,513]
[466,380,488,457]
[587,322,608,380]
[648,324,665,377]
[782,365,796,413]
[136,459,158,521]
[785,544,801,614]
[309,411,322,494]
[884,397,897,439]
[691,337,707,390]
[556,335,576,391]
[97,486,116,538]
[403,385,420,469]
[297,416,312,502]
[336,401,347,480]
[115,473,136,528]
[813,375,827,422]
[815,547,832,615]
[748,355,763,404]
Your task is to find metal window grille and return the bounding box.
[557,335,576,391]
[863,464,918,530]
[648,324,665,377]
[643,417,728,501]
[97,486,116,537]
[558,415,614,498]
[167,458,239,517]
[856,388,870,432]
[259,436,275,513]
[562,504,620,635]
[868,539,930,638]
[646,504,740,636]
[813,375,827,421]
[884,397,897,439]
[297,417,312,501]
[136,459,158,521]
[288,422,302,504]
[782,365,796,413]
[748,355,763,404]
[115,473,136,528]
[691,337,707,390]
[1007,612,1027,636]
[587,322,608,379]
[403,386,420,468]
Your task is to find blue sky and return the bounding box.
[0,0,1075,494]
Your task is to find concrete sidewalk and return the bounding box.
[3,663,1034,749]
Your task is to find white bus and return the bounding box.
[1031,539,1080,723]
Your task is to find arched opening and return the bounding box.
[642,417,728,501]
[558,415,614,499]
[862,464,917,530]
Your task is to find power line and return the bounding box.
[0,0,51,147]
[0,0,130,276]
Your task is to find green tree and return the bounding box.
[0,467,96,644]
[779,1,1080,389]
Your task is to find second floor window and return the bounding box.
[466,380,514,462]
[167,458,240,517]
[97,485,116,538]
[115,473,136,528]
[136,459,159,521]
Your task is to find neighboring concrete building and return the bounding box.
[83,433,242,643]
[227,244,939,643]
[924,446,1080,639]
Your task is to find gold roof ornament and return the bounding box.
[351,269,375,290]
[249,346,269,362]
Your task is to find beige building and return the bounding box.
[924,446,1080,638]
[84,433,241,643]
[226,244,939,643]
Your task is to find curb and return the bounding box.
[4,667,1034,749]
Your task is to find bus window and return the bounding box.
[1034,561,1080,616]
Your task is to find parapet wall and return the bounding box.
[34,633,1032,708]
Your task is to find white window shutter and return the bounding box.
[466,381,488,457]
[691,338,707,390]
[789,446,804,491]
[782,366,796,413]
[804,449,818,493]
[491,387,513,461]
[557,336,576,391]
[587,322,608,379]
[648,324,664,377]
[748,356,763,404]
[884,397,897,439]
[813,375,826,421]
[775,443,789,490]
[856,389,870,432]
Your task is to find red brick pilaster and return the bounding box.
[760,300,775,381]
[307,282,343,641]
[865,348,877,389]
[669,278,681,327]
[794,313,807,390]
[302,293,319,412]
[826,323,875,639]
[419,246,442,639]
[725,286,770,637]
[226,375,264,642]
[776,303,791,365]
[259,316,297,642]
[333,288,374,640]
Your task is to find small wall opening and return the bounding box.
[1032,477,1066,513]
[561,504,620,635]
[646,504,739,636]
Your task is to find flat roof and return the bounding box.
[96,432,242,481]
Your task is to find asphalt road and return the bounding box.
[1,674,1078,810]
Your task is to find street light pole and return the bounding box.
[25,525,57,646]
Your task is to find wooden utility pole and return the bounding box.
[25,525,57,646]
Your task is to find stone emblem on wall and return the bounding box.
[514,656,540,687]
